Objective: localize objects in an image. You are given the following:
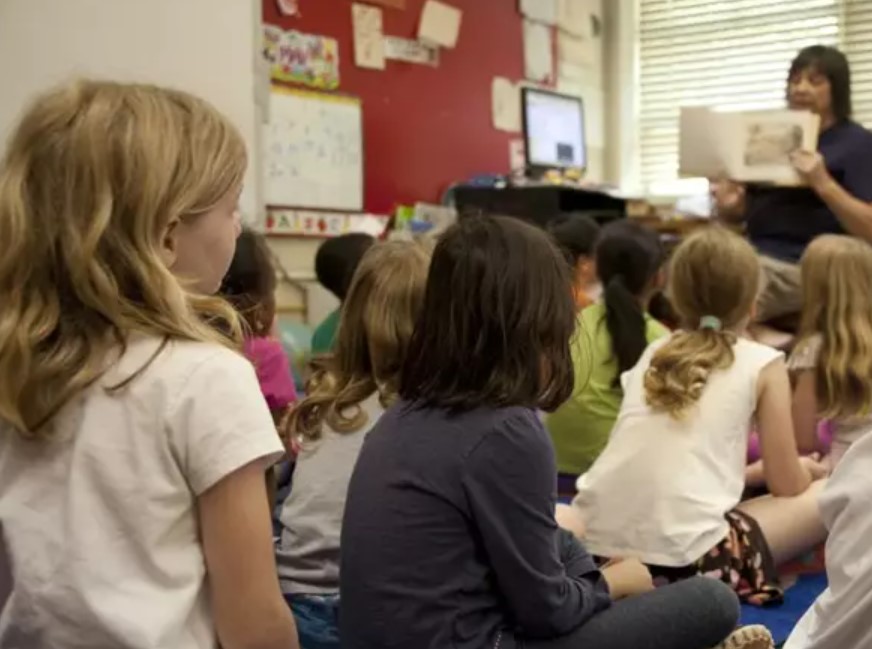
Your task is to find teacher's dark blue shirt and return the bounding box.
[746,120,872,263]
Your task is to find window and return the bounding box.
[638,0,872,195]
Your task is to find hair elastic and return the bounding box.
[699,315,723,331]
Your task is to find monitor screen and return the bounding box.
[522,89,586,171]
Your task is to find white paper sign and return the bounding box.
[558,31,595,67]
[510,139,527,170]
[492,77,521,132]
[418,0,462,49]
[523,20,553,82]
[520,0,557,25]
[557,0,591,38]
[384,36,439,66]
[352,3,386,70]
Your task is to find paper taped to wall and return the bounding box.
[520,0,557,26]
[263,87,363,211]
[523,20,553,82]
[384,36,439,66]
[492,77,521,132]
[352,3,386,70]
[418,0,462,49]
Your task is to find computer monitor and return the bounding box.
[522,88,586,172]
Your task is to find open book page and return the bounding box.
[679,107,820,186]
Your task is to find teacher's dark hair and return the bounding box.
[400,215,576,413]
[788,45,852,121]
[597,220,665,387]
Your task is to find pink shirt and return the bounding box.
[244,337,298,412]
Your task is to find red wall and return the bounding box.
[263,0,527,214]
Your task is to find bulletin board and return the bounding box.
[262,0,527,214]
[264,87,363,210]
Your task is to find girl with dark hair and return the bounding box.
[547,213,601,310]
[715,44,872,325]
[339,215,743,649]
[220,228,297,423]
[546,220,668,476]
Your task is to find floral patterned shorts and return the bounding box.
[647,510,783,607]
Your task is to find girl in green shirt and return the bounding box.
[547,220,669,477]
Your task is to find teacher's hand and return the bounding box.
[710,178,745,220]
[791,150,830,190]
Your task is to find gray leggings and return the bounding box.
[524,576,739,649]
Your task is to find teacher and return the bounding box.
[715,45,872,323]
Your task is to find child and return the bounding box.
[276,240,430,649]
[789,234,872,466]
[547,213,601,310]
[785,431,872,649]
[339,215,742,649]
[221,227,297,422]
[571,227,828,605]
[0,80,297,648]
[311,233,375,355]
[546,219,669,476]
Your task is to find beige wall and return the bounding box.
[0,0,264,217]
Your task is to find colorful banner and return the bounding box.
[263,25,340,90]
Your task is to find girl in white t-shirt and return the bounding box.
[790,234,872,467]
[0,81,298,649]
[571,227,828,606]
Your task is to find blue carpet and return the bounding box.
[739,573,827,646]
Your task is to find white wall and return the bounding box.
[603,0,640,192]
[0,0,264,218]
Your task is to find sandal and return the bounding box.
[712,625,774,649]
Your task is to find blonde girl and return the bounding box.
[0,81,297,649]
[790,235,872,466]
[571,227,827,606]
[275,240,430,649]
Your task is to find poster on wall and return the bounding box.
[384,36,439,66]
[263,25,340,90]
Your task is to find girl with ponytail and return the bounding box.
[570,227,828,605]
[547,220,669,477]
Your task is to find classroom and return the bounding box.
[2,1,872,648]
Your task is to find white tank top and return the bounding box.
[574,335,782,567]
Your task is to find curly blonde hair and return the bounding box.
[644,227,759,417]
[288,241,431,441]
[0,80,247,437]
[798,235,872,419]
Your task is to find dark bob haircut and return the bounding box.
[547,213,601,267]
[788,45,852,122]
[315,233,375,301]
[400,215,577,413]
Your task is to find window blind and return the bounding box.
[845,0,872,128]
[637,0,871,194]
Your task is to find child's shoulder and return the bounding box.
[106,336,252,392]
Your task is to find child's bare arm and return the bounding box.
[756,358,815,497]
[199,460,298,649]
[791,370,821,454]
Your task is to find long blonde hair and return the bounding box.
[0,80,247,437]
[798,235,872,419]
[644,227,759,417]
[289,241,431,441]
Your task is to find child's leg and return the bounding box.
[523,576,739,649]
[735,479,827,565]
